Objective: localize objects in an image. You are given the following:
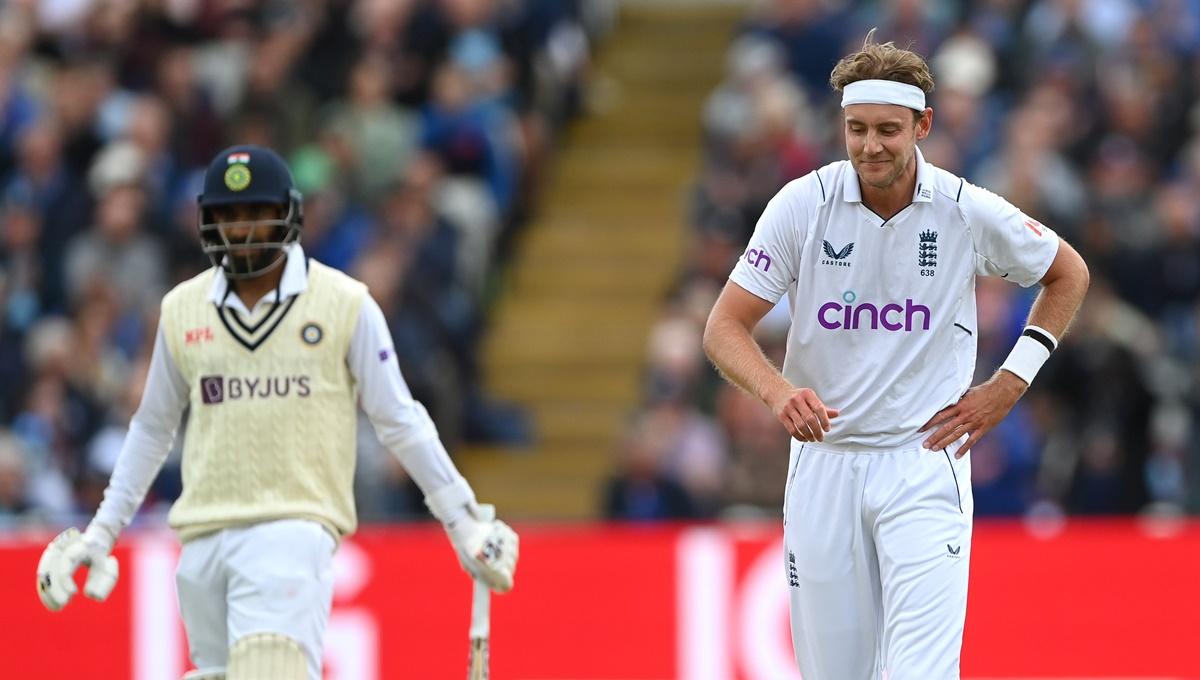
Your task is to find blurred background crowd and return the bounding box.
[1,0,1197,532]
[0,0,601,527]
[608,0,1200,522]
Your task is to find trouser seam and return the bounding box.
[942,450,962,514]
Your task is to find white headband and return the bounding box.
[841,79,926,111]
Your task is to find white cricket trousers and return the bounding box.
[175,519,336,680]
[783,440,972,680]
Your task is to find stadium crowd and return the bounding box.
[0,0,600,528]
[608,0,1199,521]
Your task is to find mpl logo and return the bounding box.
[817,291,931,331]
[185,327,214,345]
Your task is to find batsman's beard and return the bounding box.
[231,248,282,276]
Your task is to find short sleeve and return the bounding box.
[960,181,1060,287]
[727,174,811,303]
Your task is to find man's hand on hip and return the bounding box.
[920,371,1028,457]
[768,387,840,443]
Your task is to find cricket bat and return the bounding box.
[467,504,494,680]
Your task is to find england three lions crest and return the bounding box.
[918,230,937,270]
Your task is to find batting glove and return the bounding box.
[426,481,520,593]
[36,526,119,612]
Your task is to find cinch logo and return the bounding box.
[199,375,312,405]
[817,291,931,331]
[744,246,772,272]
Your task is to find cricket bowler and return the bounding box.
[703,34,1089,679]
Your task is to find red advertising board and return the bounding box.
[2,520,1198,679]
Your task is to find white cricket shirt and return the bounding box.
[729,148,1060,449]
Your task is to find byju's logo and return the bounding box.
[818,291,931,331]
[744,245,772,272]
[198,375,311,405]
[821,240,854,268]
[200,376,224,404]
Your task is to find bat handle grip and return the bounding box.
[469,503,495,639]
[470,577,491,639]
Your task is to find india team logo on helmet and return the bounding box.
[224,152,253,191]
[224,164,252,191]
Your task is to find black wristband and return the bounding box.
[1022,327,1056,353]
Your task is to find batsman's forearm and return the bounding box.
[352,294,469,499]
[386,429,467,498]
[91,327,187,547]
[702,316,793,406]
[91,419,175,545]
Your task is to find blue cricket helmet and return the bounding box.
[197,144,304,279]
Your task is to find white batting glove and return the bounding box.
[425,481,520,593]
[36,526,119,612]
[447,503,519,593]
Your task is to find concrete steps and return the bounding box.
[456,3,739,519]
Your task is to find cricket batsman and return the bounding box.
[35,144,519,679]
[703,34,1089,679]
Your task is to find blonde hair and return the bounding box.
[829,29,935,96]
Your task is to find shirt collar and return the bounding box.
[207,243,309,309]
[843,146,934,204]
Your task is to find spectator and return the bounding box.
[322,53,422,203]
[64,153,166,323]
[0,431,32,522]
[604,410,697,521]
[718,383,790,516]
[4,118,92,313]
[422,60,520,219]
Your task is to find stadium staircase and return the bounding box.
[456,3,741,519]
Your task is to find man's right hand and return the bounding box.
[768,387,840,442]
[36,527,119,612]
[445,503,519,593]
[425,481,519,593]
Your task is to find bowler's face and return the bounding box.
[844,103,931,190]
